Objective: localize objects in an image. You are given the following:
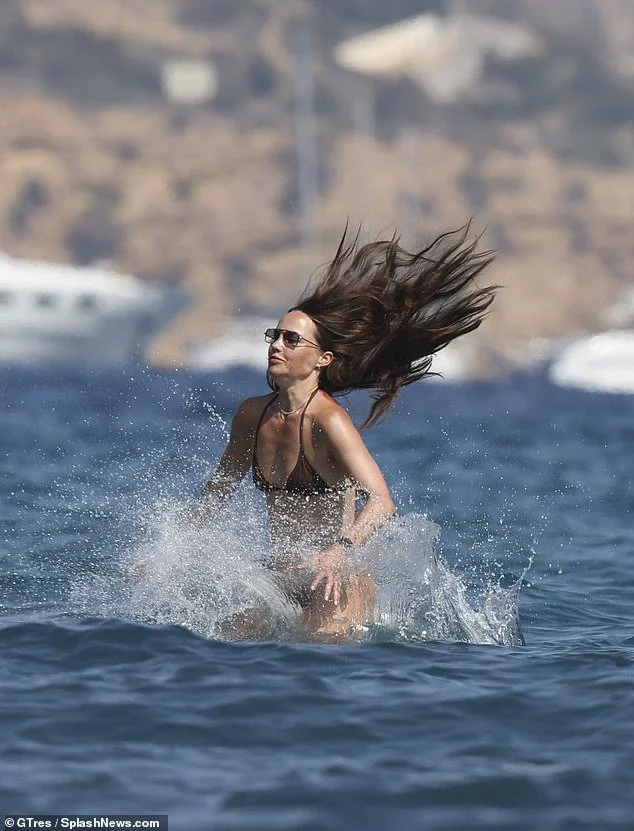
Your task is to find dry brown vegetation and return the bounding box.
[1,0,634,366]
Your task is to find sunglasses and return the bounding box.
[264,328,321,349]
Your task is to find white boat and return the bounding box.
[0,251,188,365]
[549,330,634,393]
[187,317,274,372]
[428,343,471,381]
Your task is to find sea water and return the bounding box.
[1,365,633,829]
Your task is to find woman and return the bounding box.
[186,225,496,641]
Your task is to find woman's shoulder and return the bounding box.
[311,391,355,434]
[239,392,276,409]
[233,393,276,425]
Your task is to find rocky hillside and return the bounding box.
[2,0,634,366]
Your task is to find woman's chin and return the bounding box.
[267,361,285,377]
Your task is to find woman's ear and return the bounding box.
[317,350,334,368]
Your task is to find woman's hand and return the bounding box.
[310,545,347,605]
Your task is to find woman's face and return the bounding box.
[267,310,329,384]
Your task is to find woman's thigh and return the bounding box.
[301,572,377,641]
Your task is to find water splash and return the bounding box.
[357,513,525,645]
[71,503,525,646]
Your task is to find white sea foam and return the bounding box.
[359,513,525,645]
[72,499,525,646]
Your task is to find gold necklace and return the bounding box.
[277,389,317,418]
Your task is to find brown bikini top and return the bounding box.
[252,390,344,496]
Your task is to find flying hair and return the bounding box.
[278,222,497,429]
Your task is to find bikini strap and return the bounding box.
[298,387,320,456]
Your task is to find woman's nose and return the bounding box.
[270,331,286,349]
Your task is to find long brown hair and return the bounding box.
[285,223,497,429]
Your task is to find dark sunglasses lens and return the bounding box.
[265,329,301,347]
[283,332,300,347]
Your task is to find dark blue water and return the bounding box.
[2,366,633,829]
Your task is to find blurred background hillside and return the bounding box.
[2,0,634,367]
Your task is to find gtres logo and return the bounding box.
[4,820,162,830]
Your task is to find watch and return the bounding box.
[337,535,354,550]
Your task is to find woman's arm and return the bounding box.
[310,407,397,603]
[126,399,257,580]
[325,406,397,540]
[192,398,258,521]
